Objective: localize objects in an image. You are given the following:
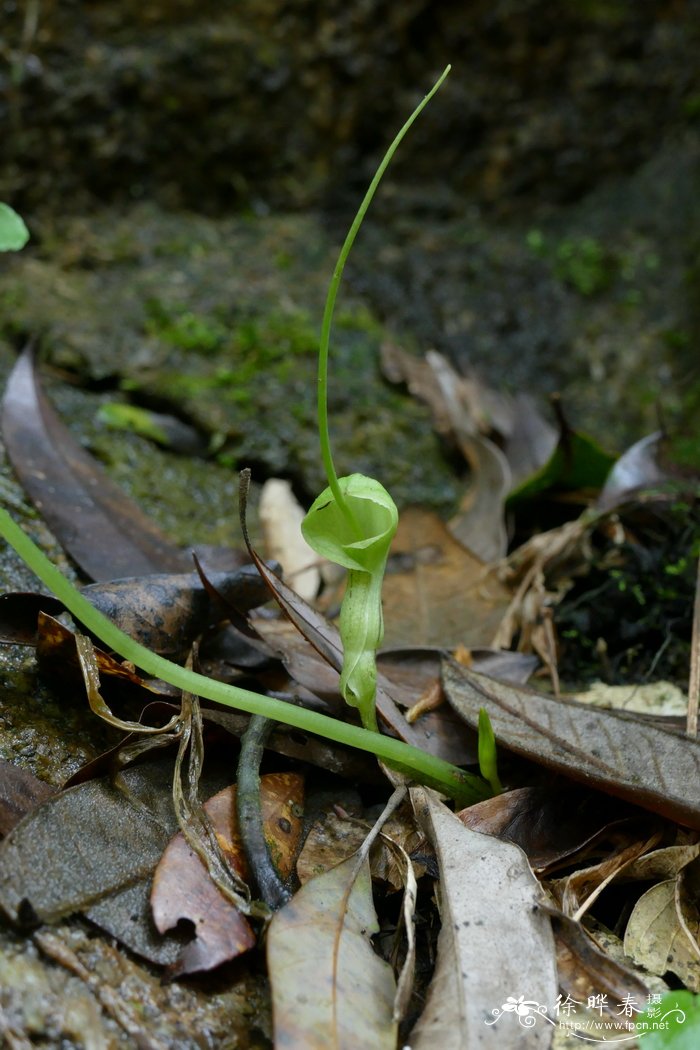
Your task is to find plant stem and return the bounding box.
[317,64,451,529]
[0,507,486,807]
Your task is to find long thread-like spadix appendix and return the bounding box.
[0,507,488,807]
[303,67,451,732]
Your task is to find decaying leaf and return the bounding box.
[550,831,662,921]
[456,784,648,874]
[409,787,557,1049]
[443,661,700,828]
[36,611,171,699]
[267,855,397,1049]
[624,854,700,990]
[0,757,187,965]
[151,775,303,976]
[382,508,511,648]
[551,909,654,1029]
[80,563,271,659]
[448,433,510,563]
[1,349,190,580]
[0,759,55,838]
[597,432,671,511]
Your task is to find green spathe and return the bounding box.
[0,203,30,252]
[302,474,398,728]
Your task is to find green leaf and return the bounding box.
[477,708,502,794]
[302,474,398,727]
[635,991,700,1048]
[0,203,30,252]
[507,428,617,507]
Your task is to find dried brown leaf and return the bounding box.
[382,508,511,649]
[443,661,700,828]
[409,787,557,1049]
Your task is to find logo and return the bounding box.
[484,992,687,1043]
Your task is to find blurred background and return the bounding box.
[1,0,699,524]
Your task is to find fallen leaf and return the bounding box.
[551,910,653,1028]
[36,611,170,697]
[80,564,270,659]
[0,756,188,965]
[0,591,64,644]
[550,830,662,921]
[503,393,558,489]
[0,759,55,837]
[382,508,511,648]
[448,434,511,562]
[507,411,617,509]
[624,856,700,991]
[1,349,190,580]
[267,854,397,1049]
[597,432,671,511]
[151,774,304,976]
[456,784,648,874]
[443,661,700,829]
[408,787,557,1049]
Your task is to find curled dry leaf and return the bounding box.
[456,784,648,874]
[409,787,557,1049]
[596,432,671,511]
[151,774,304,976]
[550,831,663,921]
[624,853,700,990]
[36,611,171,698]
[550,909,653,1027]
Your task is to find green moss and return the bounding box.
[144,300,228,353]
[527,231,617,296]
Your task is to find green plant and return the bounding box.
[0,203,29,252]
[301,66,450,732]
[0,92,492,808]
[635,991,700,1048]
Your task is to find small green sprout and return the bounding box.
[302,66,451,731]
[478,708,503,795]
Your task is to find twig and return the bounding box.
[236,714,293,909]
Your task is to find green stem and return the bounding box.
[317,64,451,529]
[0,507,486,807]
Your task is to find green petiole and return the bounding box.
[0,506,487,807]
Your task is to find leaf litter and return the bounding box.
[1,343,699,1047]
